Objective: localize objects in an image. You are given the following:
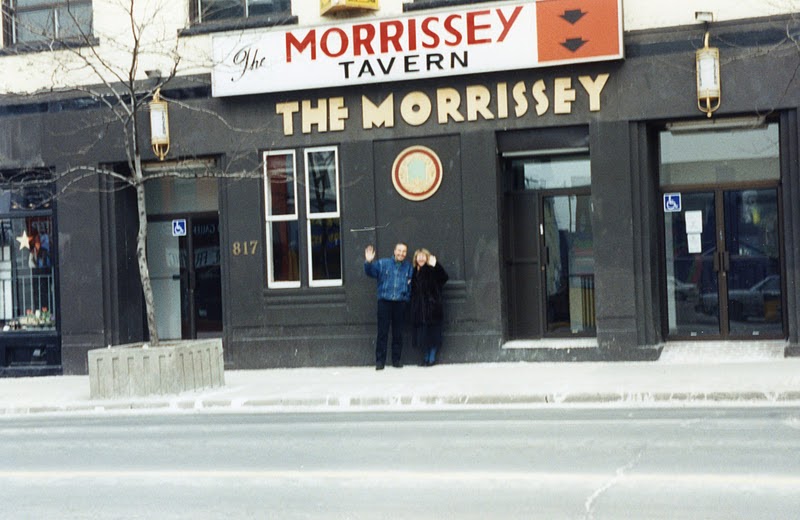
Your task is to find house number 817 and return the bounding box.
[232,240,259,256]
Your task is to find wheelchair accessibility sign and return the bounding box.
[172,219,187,237]
[663,193,682,213]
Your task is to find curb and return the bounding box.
[3,390,800,416]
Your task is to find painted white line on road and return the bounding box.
[0,470,798,488]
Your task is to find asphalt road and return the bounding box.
[1,407,799,519]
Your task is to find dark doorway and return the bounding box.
[659,120,784,340]
[502,152,595,340]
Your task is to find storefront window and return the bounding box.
[305,147,341,287]
[263,147,342,289]
[0,171,56,332]
[265,151,300,288]
[0,217,55,331]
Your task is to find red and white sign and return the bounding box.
[211,0,623,97]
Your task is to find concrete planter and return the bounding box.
[88,339,225,399]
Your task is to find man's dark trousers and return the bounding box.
[376,299,406,366]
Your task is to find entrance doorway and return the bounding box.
[660,120,784,340]
[143,161,222,342]
[503,153,595,339]
[664,188,783,338]
[147,214,222,340]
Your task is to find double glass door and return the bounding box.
[664,188,783,338]
[148,215,222,340]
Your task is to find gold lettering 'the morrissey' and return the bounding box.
[329,97,349,131]
[531,79,548,116]
[437,88,465,124]
[277,73,612,135]
[400,92,432,126]
[302,99,328,134]
[466,85,494,121]
[553,78,576,115]
[276,101,300,135]
[362,94,394,129]
[578,73,610,112]
[496,82,508,119]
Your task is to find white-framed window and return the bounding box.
[304,146,341,287]
[3,0,93,46]
[263,146,342,289]
[264,150,300,289]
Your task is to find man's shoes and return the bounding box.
[375,364,385,370]
[392,362,403,368]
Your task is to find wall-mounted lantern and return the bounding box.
[695,12,720,118]
[149,88,170,161]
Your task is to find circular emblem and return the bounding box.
[391,146,443,201]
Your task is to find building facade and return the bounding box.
[1,0,800,375]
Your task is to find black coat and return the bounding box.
[410,263,449,325]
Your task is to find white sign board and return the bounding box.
[211,0,623,96]
[685,210,703,234]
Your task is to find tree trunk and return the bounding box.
[134,160,159,345]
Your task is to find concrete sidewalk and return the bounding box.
[1,358,800,416]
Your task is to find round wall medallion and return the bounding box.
[391,145,443,201]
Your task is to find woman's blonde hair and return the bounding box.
[413,248,431,265]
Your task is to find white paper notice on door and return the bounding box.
[687,233,702,253]
[685,210,703,234]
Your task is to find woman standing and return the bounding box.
[410,248,449,366]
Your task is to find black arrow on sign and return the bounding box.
[561,38,588,52]
[561,9,587,24]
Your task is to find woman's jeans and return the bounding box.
[415,323,442,364]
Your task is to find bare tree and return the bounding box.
[1,0,271,345]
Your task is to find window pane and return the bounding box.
[248,0,290,16]
[265,153,296,217]
[309,218,341,283]
[306,149,338,215]
[0,217,56,332]
[505,154,590,191]
[269,222,299,284]
[16,10,54,42]
[56,5,92,38]
[200,0,245,21]
[660,123,779,186]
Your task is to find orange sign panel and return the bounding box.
[536,0,621,63]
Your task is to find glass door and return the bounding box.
[191,216,223,337]
[147,215,222,340]
[664,188,783,338]
[502,151,593,339]
[541,192,595,335]
[147,221,185,340]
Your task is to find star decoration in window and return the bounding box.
[16,230,31,250]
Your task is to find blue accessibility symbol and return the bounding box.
[663,193,682,213]
[172,219,187,237]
